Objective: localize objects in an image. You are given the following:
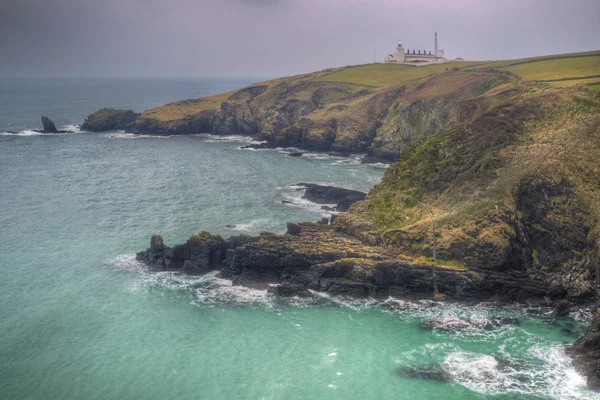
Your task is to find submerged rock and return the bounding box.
[396,365,451,382]
[287,152,303,157]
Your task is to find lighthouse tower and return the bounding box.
[395,42,405,63]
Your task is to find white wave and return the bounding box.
[195,133,265,145]
[278,183,361,217]
[223,219,284,234]
[239,146,302,153]
[60,124,84,133]
[1,129,80,136]
[104,132,170,139]
[308,290,379,310]
[443,352,508,393]
[438,345,595,399]
[365,162,391,169]
[190,271,274,308]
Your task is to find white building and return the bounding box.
[385,33,446,65]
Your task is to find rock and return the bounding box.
[548,284,567,300]
[421,317,482,331]
[396,365,451,382]
[296,183,366,212]
[321,205,336,212]
[287,152,303,157]
[286,222,301,236]
[41,116,57,133]
[240,142,278,150]
[150,234,164,251]
[329,151,351,157]
[568,307,600,389]
[81,108,139,132]
[552,299,572,317]
[281,200,295,204]
[267,283,313,298]
[225,224,237,229]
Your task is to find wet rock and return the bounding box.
[568,307,600,389]
[150,234,164,251]
[552,299,572,317]
[282,200,295,204]
[267,283,313,298]
[225,224,237,229]
[41,116,57,133]
[296,183,366,212]
[287,152,303,157]
[286,222,301,235]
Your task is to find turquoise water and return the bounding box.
[0,80,598,399]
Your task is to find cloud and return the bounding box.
[0,0,598,77]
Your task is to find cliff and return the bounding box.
[83,51,600,160]
[123,51,600,386]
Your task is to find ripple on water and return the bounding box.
[105,255,596,399]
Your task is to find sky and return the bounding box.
[1,0,599,78]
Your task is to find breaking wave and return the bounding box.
[106,254,596,399]
[194,133,266,145]
[104,131,171,139]
[0,124,85,136]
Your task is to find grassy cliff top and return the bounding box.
[138,50,599,124]
[113,50,600,274]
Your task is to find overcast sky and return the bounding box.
[1,0,599,78]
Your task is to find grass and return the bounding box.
[499,56,600,81]
[311,61,484,87]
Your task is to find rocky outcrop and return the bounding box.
[136,223,589,305]
[296,183,366,212]
[28,116,74,134]
[81,108,139,132]
[41,116,57,133]
[568,308,600,388]
[136,232,226,274]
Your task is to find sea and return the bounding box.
[0,77,597,399]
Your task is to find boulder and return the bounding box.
[287,222,301,236]
[150,234,164,252]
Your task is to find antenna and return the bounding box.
[434,31,438,58]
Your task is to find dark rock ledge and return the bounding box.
[136,223,590,304]
[136,222,600,387]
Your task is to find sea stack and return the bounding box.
[41,116,58,133]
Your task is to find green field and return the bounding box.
[311,61,485,87]
[498,55,600,81]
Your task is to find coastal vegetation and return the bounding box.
[89,51,600,385]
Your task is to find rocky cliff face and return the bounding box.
[81,69,513,159]
[81,108,139,132]
[569,308,600,388]
[137,223,593,306]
